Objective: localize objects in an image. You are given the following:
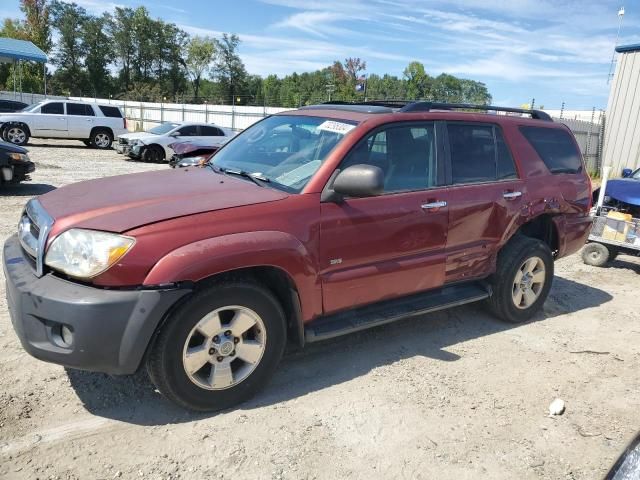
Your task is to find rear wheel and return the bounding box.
[142,145,165,162]
[581,242,610,267]
[91,129,113,149]
[486,235,554,323]
[5,125,29,146]
[147,281,286,411]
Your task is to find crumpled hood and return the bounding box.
[117,132,153,142]
[605,179,640,206]
[39,168,288,236]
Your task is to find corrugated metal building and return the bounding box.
[603,43,640,174]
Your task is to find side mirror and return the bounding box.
[622,168,633,178]
[332,164,384,199]
[170,131,180,137]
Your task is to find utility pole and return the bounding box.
[607,6,626,84]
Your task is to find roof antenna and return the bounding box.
[607,6,626,84]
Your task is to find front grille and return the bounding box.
[17,199,54,276]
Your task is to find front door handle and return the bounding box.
[503,191,522,200]
[421,201,447,210]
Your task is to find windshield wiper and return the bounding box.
[218,167,271,186]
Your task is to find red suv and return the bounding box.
[3,102,592,411]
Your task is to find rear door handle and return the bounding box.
[503,191,522,200]
[421,201,447,210]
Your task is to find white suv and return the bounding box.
[0,100,127,149]
[116,121,235,162]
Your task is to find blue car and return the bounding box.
[593,167,640,217]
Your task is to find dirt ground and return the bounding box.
[0,139,639,480]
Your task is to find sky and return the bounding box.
[4,0,640,109]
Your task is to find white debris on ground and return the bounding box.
[549,398,566,416]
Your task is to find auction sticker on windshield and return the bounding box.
[317,120,355,135]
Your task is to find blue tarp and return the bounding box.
[0,37,47,63]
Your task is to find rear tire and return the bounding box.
[581,242,610,267]
[147,281,286,411]
[91,129,113,149]
[486,235,554,323]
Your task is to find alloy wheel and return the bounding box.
[182,305,267,390]
[512,256,546,309]
[7,127,26,144]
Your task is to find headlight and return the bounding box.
[9,152,29,162]
[131,140,142,146]
[45,229,135,279]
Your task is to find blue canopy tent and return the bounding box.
[0,37,48,100]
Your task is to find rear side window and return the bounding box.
[496,129,517,180]
[98,105,123,118]
[177,125,199,136]
[519,126,582,174]
[67,103,94,116]
[200,126,224,136]
[41,102,64,114]
[447,123,517,184]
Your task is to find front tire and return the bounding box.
[147,281,286,411]
[142,145,165,162]
[486,235,554,323]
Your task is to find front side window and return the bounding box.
[341,122,438,193]
[519,126,582,174]
[41,102,64,115]
[211,115,354,193]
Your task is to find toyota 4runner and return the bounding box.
[3,101,592,411]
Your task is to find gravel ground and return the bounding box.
[1,139,639,480]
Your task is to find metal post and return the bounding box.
[13,60,16,99]
[140,102,144,132]
[43,62,47,97]
[19,60,23,102]
[559,101,565,119]
[530,97,535,110]
[586,107,596,170]
[232,94,236,131]
[205,101,209,123]
[182,102,185,121]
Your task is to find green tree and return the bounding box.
[50,1,89,95]
[107,7,136,90]
[214,33,247,103]
[403,61,431,100]
[185,36,216,101]
[84,15,112,97]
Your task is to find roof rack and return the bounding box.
[320,101,552,121]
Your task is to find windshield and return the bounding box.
[632,168,640,180]
[211,115,356,193]
[20,102,44,112]
[149,123,180,135]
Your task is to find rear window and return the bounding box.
[519,126,582,174]
[98,105,123,118]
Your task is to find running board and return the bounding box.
[305,282,491,343]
